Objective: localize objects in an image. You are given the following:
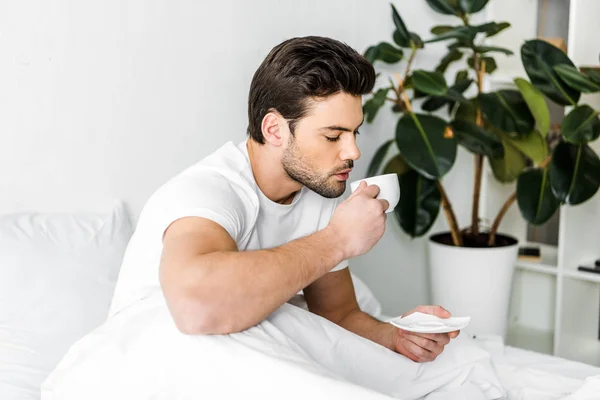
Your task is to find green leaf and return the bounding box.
[455,70,469,83]
[367,140,394,177]
[393,30,424,49]
[550,142,600,205]
[363,87,391,123]
[459,0,489,14]
[454,98,478,123]
[513,78,551,137]
[489,136,528,182]
[561,105,600,144]
[391,4,411,46]
[412,70,448,96]
[364,42,404,64]
[467,56,497,73]
[517,168,560,225]
[383,153,411,177]
[450,120,504,158]
[422,79,471,112]
[436,49,464,74]
[521,39,581,106]
[425,27,473,44]
[426,0,461,15]
[444,88,469,104]
[554,64,600,93]
[431,25,455,35]
[395,113,457,179]
[364,46,379,64]
[394,169,441,238]
[585,69,600,85]
[377,42,404,64]
[474,45,514,55]
[504,130,548,164]
[468,21,510,37]
[478,90,536,136]
[410,33,425,49]
[422,96,449,112]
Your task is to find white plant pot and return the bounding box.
[427,232,519,338]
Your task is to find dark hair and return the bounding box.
[247,36,376,144]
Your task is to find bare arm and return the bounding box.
[159,217,344,335]
[305,270,461,362]
[304,268,395,350]
[159,181,388,336]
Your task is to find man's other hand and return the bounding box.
[391,305,460,363]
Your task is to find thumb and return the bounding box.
[417,305,451,319]
[348,180,367,199]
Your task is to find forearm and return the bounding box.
[337,309,396,351]
[164,227,345,334]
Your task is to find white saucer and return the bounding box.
[386,312,470,333]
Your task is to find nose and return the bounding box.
[340,135,361,161]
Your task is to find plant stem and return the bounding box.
[398,45,418,92]
[487,155,553,245]
[436,181,463,246]
[471,154,484,235]
[541,156,552,169]
[470,57,486,237]
[487,192,517,246]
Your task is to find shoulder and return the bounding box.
[140,141,259,242]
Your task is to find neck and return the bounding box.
[246,139,302,205]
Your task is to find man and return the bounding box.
[108,36,458,364]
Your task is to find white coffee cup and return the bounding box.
[349,173,400,213]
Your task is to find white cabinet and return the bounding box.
[484,0,600,365]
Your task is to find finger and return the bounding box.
[361,184,381,199]
[410,332,451,346]
[379,198,390,212]
[403,332,443,354]
[448,330,460,339]
[402,336,437,362]
[348,181,367,198]
[414,305,451,319]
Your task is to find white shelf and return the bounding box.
[563,270,600,284]
[517,263,558,276]
[506,324,554,355]
[516,243,559,275]
[486,0,600,367]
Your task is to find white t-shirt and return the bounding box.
[109,140,348,316]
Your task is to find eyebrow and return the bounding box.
[319,119,365,133]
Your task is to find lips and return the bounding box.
[333,169,352,181]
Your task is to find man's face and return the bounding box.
[281,92,363,198]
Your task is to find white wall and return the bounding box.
[0,0,479,316]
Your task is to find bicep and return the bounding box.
[303,268,359,323]
[159,217,238,290]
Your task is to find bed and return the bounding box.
[1,204,599,399]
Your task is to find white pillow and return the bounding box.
[0,202,133,400]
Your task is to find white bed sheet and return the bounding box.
[492,345,600,399]
[42,299,600,400]
[374,314,600,400]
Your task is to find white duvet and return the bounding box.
[41,293,600,400]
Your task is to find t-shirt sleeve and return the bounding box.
[149,170,249,244]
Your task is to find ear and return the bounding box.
[261,111,286,146]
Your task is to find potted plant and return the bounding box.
[363,0,600,337]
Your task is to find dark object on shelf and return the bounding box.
[577,266,600,275]
[518,246,541,262]
[578,260,600,275]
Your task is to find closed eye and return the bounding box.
[326,136,341,142]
